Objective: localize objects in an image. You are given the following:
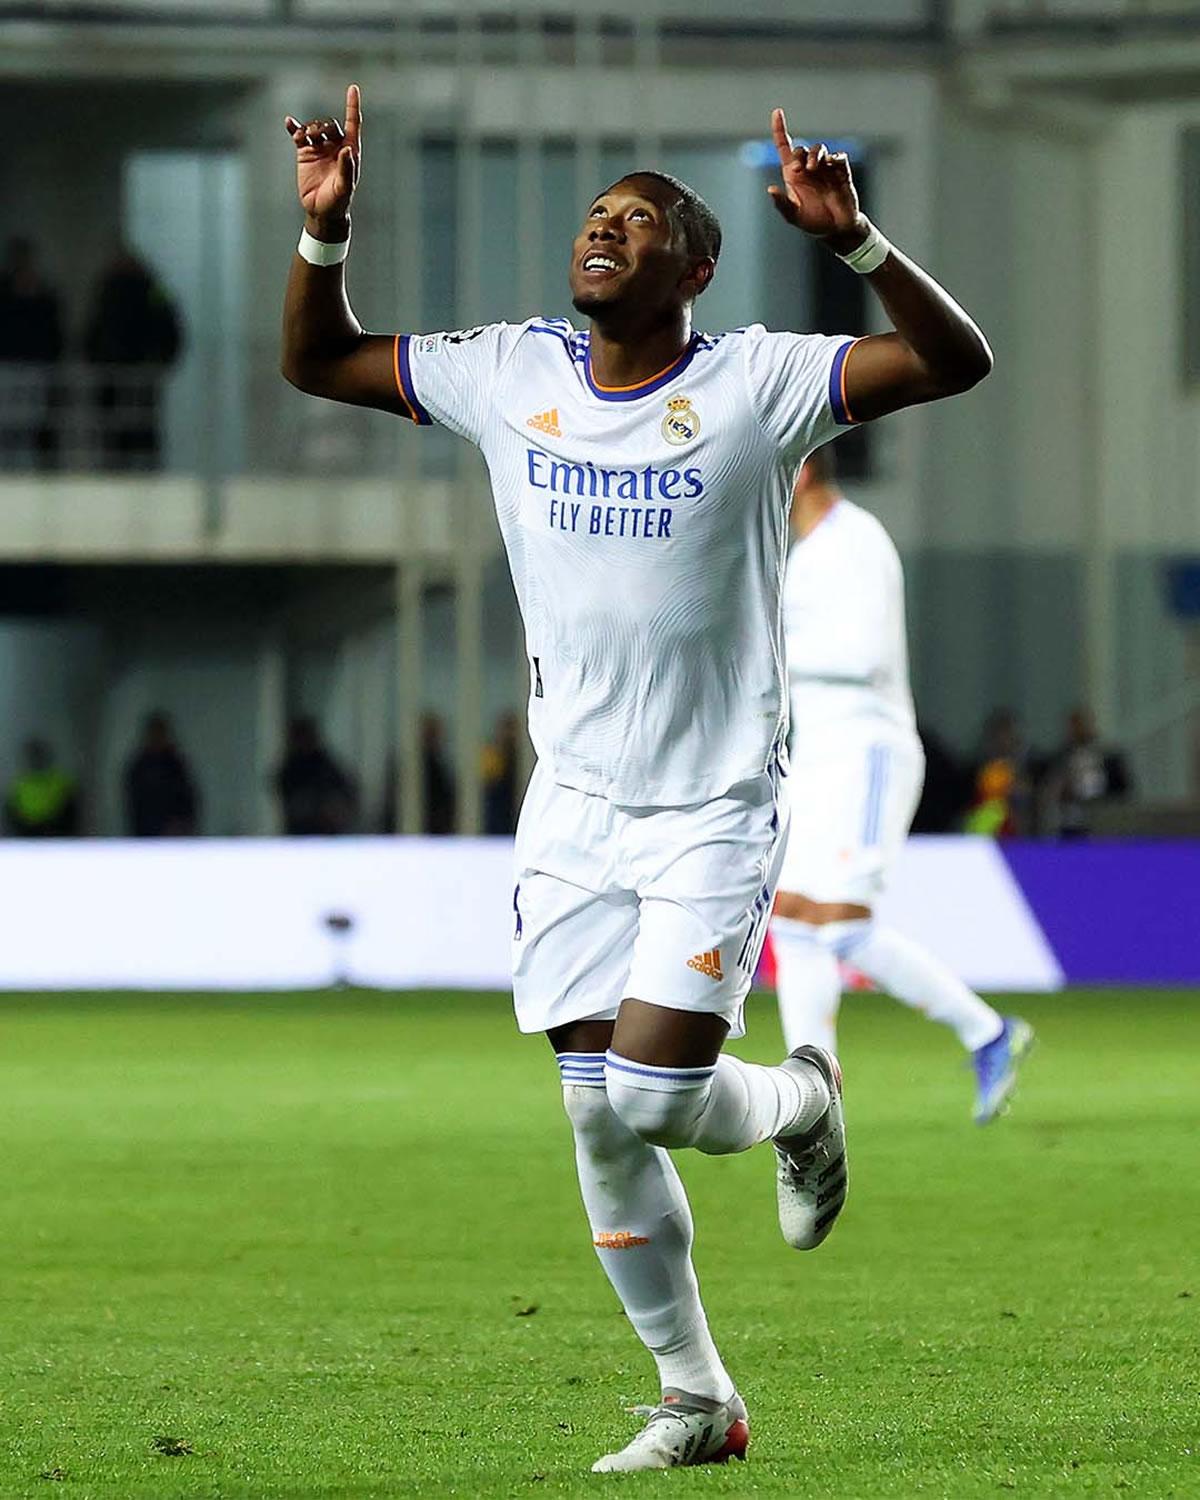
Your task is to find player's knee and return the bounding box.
[812,916,873,959]
[776,893,873,928]
[774,890,826,923]
[561,1078,620,1147]
[604,1066,706,1149]
[558,1052,621,1141]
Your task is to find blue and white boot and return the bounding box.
[972,1017,1035,1125]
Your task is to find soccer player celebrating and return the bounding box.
[770,450,1034,1123]
[282,87,993,1472]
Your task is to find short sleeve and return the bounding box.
[393,323,517,446]
[742,326,862,462]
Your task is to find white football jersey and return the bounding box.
[783,498,917,744]
[397,318,859,806]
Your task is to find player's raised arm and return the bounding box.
[280,84,403,413]
[767,107,992,424]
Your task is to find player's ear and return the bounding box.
[682,257,716,299]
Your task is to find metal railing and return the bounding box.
[0,1,938,28]
[0,356,436,482]
[9,0,1196,37]
[0,361,179,476]
[961,0,1200,30]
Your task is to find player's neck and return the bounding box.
[586,309,693,391]
[794,488,841,539]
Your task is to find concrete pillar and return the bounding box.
[256,624,286,835]
[455,552,485,835]
[397,560,425,835]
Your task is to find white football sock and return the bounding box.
[771,915,842,1055]
[604,1049,828,1155]
[558,1055,734,1403]
[835,920,1004,1053]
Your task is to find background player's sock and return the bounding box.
[771,915,842,1054]
[604,1050,828,1156]
[838,920,1004,1052]
[559,1059,734,1403]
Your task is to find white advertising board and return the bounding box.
[876,837,1062,992]
[0,836,1060,993]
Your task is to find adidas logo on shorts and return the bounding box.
[687,947,724,981]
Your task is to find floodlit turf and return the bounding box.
[0,990,1195,1498]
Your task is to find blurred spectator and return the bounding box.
[4,738,79,837]
[0,239,63,361]
[481,710,521,835]
[125,712,199,837]
[84,249,182,472]
[422,713,457,834]
[911,720,972,833]
[0,237,64,471]
[1038,706,1132,839]
[963,759,1017,837]
[276,716,357,835]
[964,707,1034,836]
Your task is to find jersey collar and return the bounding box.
[583,334,699,403]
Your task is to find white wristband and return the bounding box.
[298,227,350,266]
[837,222,891,275]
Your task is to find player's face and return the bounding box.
[569,177,695,318]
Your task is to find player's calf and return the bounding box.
[604,1049,829,1156]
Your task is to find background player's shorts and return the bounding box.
[778,731,924,907]
[511,758,788,1039]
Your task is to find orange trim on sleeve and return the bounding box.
[392,333,421,425]
[840,337,861,425]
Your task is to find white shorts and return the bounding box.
[778,732,924,907]
[511,759,788,1039]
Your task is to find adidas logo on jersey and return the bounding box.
[526,407,562,437]
[687,947,724,981]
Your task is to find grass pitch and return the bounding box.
[0,988,1195,1499]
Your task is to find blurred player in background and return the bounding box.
[281,86,992,1473]
[770,450,1033,1123]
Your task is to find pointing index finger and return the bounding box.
[345,83,362,151]
[771,107,793,166]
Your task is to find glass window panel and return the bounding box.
[1183,127,1200,384]
[479,140,519,321]
[418,138,460,475]
[420,138,458,331]
[599,139,638,195]
[539,142,579,321]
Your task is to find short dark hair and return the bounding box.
[608,171,722,266]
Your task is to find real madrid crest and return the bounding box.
[662,395,700,446]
